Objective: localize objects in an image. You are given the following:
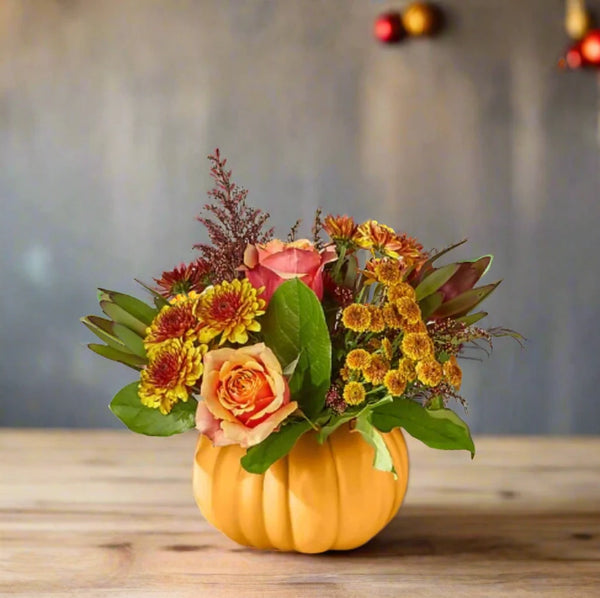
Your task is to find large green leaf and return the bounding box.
[87,343,147,369]
[261,279,332,418]
[355,413,396,475]
[455,311,488,326]
[241,420,312,474]
[109,382,197,436]
[371,398,475,457]
[98,289,157,325]
[415,263,460,301]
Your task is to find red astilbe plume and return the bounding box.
[193,150,273,282]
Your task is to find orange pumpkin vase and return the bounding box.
[192,423,409,554]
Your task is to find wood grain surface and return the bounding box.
[1,430,599,597]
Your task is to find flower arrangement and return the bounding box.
[82,150,519,475]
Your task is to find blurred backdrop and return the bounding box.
[1,0,599,433]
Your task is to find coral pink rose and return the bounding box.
[242,239,337,301]
[195,343,297,448]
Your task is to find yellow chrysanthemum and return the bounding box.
[416,359,443,387]
[443,355,463,389]
[401,332,434,361]
[384,369,407,397]
[387,282,416,302]
[195,279,266,345]
[345,348,371,370]
[363,354,390,385]
[367,305,385,333]
[340,365,351,382]
[138,339,205,414]
[398,357,417,381]
[402,319,427,333]
[170,290,202,304]
[395,297,421,324]
[144,297,202,356]
[374,260,404,285]
[343,381,366,406]
[342,303,371,332]
[382,303,404,329]
[382,337,393,360]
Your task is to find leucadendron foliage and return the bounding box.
[83,151,522,475]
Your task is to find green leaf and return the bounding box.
[415,263,460,301]
[261,279,332,419]
[100,301,148,336]
[241,420,312,474]
[81,316,127,352]
[355,413,396,475]
[455,311,488,326]
[371,398,475,457]
[98,289,158,325]
[419,291,443,320]
[87,343,147,370]
[432,281,501,319]
[135,278,170,309]
[113,323,147,358]
[317,395,393,444]
[109,382,197,436]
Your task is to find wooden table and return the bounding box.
[1,430,599,597]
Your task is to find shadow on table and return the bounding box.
[324,505,599,562]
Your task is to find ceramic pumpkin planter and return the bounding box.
[192,423,409,553]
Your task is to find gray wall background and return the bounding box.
[1,0,599,433]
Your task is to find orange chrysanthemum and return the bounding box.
[363,354,390,385]
[368,305,386,333]
[374,260,404,285]
[195,279,266,345]
[395,297,421,324]
[387,282,416,302]
[144,295,202,356]
[345,348,371,370]
[384,369,407,397]
[342,304,371,332]
[402,319,427,333]
[323,214,358,241]
[443,355,463,389]
[382,303,405,329]
[398,357,417,381]
[381,337,393,360]
[355,220,403,257]
[138,339,205,414]
[401,332,434,361]
[416,359,443,387]
[343,381,366,406]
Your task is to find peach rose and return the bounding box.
[242,239,337,301]
[195,343,297,448]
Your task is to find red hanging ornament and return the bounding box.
[580,29,600,66]
[374,12,405,44]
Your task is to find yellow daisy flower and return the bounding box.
[363,354,390,385]
[443,355,463,389]
[395,297,422,324]
[398,357,417,381]
[387,282,416,302]
[345,349,371,370]
[367,305,386,333]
